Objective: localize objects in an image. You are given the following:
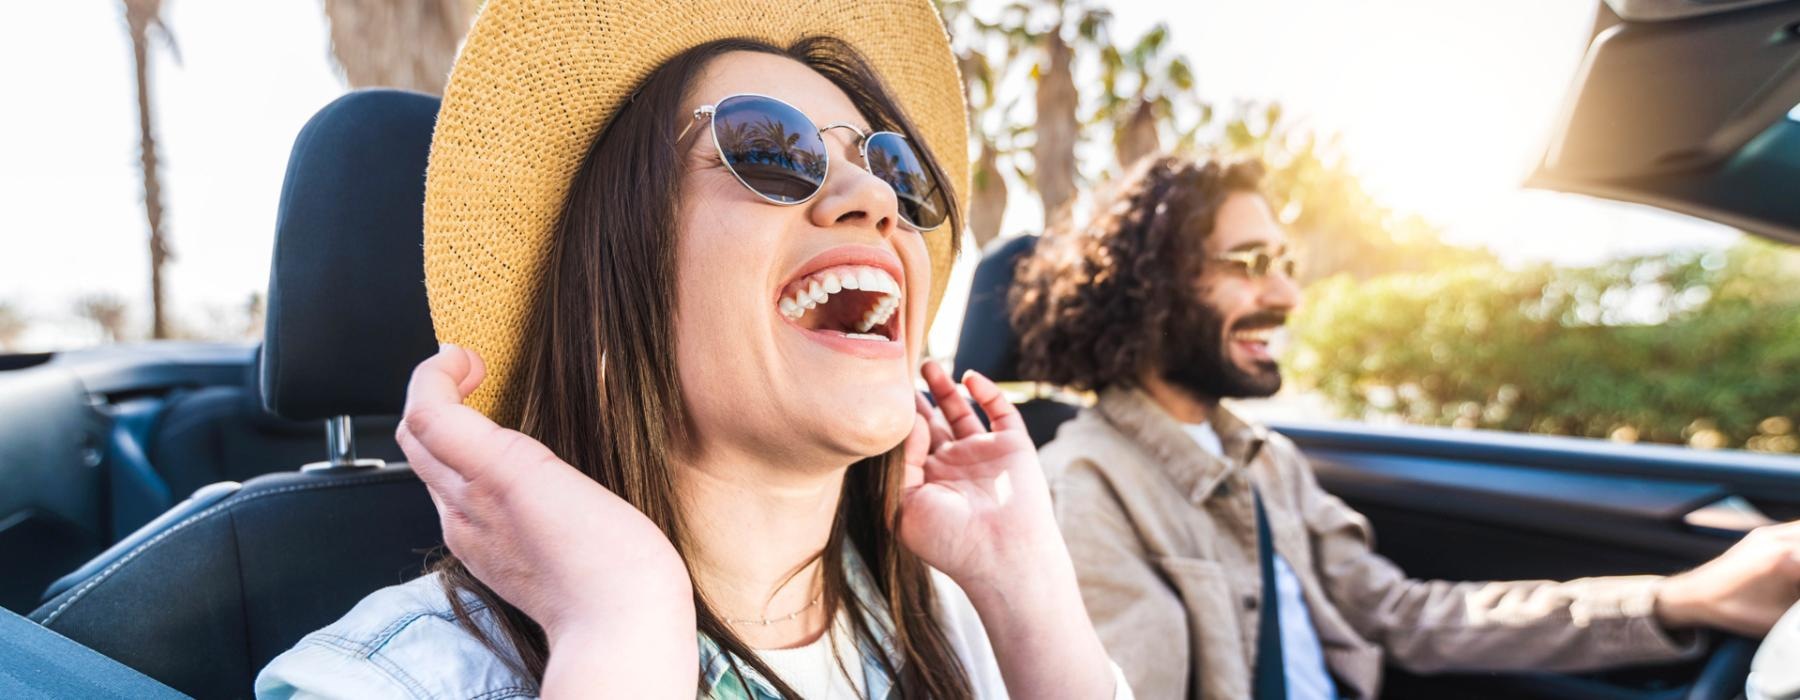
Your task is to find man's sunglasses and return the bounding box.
[676,93,950,232]
[1209,249,1300,280]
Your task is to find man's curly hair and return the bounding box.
[1009,154,1266,392]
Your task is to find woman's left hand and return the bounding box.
[898,361,1062,591]
[898,361,1119,698]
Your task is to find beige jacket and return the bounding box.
[1043,387,1701,699]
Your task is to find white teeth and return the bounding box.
[1232,327,1279,343]
[778,266,905,327]
[844,332,886,341]
[856,296,899,334]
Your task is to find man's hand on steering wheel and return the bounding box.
[1657,521,1800,638]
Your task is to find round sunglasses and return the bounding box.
[1209,248,1300,280]
[676,93,950,232]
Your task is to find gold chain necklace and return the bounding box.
[722,592,823,626]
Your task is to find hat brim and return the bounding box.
[423,0,969,423]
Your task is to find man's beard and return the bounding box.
[1159,300,1284,400]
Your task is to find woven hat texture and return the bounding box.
[423,0,969,423]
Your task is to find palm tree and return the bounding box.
[748,117,803,165]
[966,139,1010,250]
[985,1,1108,230]
[938,0,1108,243]
[937,0,1013,249]
[1095,22,1201,170]
[320,0,474,94]
[120,0,176,340]
[1032,24,1079,224]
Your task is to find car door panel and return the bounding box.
[0,365,109,614]
[1271,420,1800,699]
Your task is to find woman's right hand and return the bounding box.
[396,345,697,695]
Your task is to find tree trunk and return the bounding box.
[1114,98,1160,170]
[1033,29,1078,228]
[968,140,1008,251]
[322,0,473,94]
[124,0,171,340]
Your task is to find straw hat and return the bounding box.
[422,0,969,423]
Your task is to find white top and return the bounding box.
[1183,421,1338,700]
[755,617,866,700]
[255,568,1133,699]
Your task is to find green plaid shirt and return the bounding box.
[699,547,898,699]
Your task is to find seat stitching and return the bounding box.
[227,506,258,684]
[40,471,423,625]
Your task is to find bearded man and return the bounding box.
[1010,154,1800,700]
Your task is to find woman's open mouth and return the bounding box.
[777,264,903,347]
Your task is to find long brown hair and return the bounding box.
[432,36,972,699]
[1010,154,1264,391]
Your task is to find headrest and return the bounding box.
[240,346,311,433]
[261,90,441,421]
[952,234,1041,382]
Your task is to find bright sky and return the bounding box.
[996,0,1745,259]
[0,0,1748,352]
[0,0,341,349]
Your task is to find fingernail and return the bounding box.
[439,342,459,354]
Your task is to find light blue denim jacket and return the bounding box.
[254,571,537,699]
[255,548,1133,699]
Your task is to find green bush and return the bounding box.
[1288,239,1800,453]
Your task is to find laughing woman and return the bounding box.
[254,0,1124,698]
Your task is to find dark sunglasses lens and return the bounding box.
[712,96,827,203]
[864,132,949,230]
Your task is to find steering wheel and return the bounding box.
[1684,635,1757,700]
[1739,599,1800,700]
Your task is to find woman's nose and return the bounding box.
[808,143,900,238]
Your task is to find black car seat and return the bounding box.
[952,234,1081,447]
[30,89,444,700]
[146,346,405,501]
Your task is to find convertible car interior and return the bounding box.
[1,0,1797,697]
[7,90,444,698]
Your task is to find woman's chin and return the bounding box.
[807,394,915,458]
[836,412,914,457]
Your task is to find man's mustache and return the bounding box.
[1230,311,1288,332]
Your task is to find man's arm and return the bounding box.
[1287,440,1703,674]
[1052,458,1193,698]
